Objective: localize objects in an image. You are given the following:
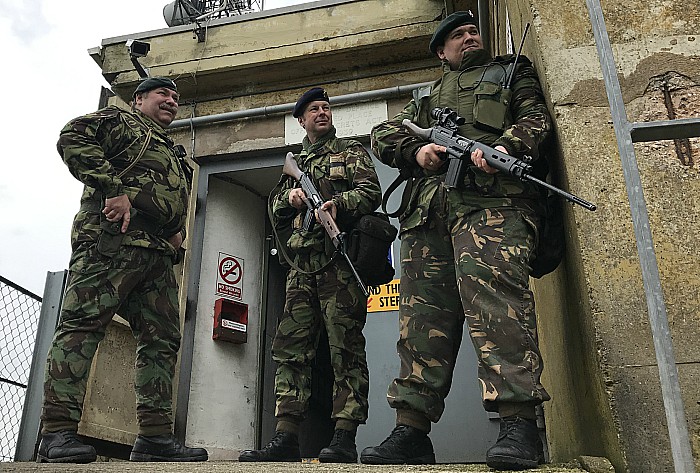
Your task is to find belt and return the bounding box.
[80,199,166,237]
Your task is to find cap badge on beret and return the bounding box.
[429,10,479,54]
[293,87,330,118]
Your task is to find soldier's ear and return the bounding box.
[298,116,305,128]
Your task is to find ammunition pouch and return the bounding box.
[97,218,124,257]
[473,82,512,134]
[81,199,166,237]
[81,198,177,258]
[346,212,397,286]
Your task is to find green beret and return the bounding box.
[429,11,479,54]
[293,87,330,118]
[133,77,177,97]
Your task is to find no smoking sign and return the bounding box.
[216,252,244,300]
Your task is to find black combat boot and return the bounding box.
[318,428,357,463]
[129,434,208,462]
[486,416,543,470]
[238,431,301,462]
[360,424,435,464]
[37,430,97,463]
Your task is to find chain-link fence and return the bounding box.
[0,276,42,462]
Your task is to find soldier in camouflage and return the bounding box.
[38,77,208,463]
[359,12,552,470]
[239,87,381,464]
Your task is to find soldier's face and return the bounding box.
[437,23,483,69]
[298,101,332,143]
[135,87,180,127]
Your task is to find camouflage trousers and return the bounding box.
[273,259,369,424]
[41,243,181,436]
[388,186,550,424]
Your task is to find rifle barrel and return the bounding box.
[525,175,597,211]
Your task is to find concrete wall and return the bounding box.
[506,0,700,471]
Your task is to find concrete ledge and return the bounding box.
[4,460,592,473]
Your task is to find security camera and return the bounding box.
[126,39,150,58]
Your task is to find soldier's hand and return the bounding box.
[417,143,447,170]
[168,231,184,250]
[471,147,504,174]
[103,194,131,233]
[288,188,307,209]
[315,200,337,223]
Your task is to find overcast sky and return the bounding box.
[0,0,311,295]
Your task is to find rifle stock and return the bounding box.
[401,119,596,211]
[281,152,369,296]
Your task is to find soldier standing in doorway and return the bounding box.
[238,87,382,463]
[360,12,552,470]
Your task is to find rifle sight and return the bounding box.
[431,107,465,129]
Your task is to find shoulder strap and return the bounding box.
[117,128,152,179]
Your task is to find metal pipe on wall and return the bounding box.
[168,82,434,130]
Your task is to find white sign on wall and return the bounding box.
[216,252,244,301]
[284,100,388,145]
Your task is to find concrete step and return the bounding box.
[2,459,607,473]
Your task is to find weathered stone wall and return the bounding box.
[510,0,700,471]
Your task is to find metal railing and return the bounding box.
[0,276,41,462]
[586,1,699,472]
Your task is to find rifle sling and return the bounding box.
[381,167,414,218]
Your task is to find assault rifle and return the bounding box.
[282,152,369,296]
[402,107,596,211]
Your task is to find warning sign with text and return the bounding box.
[216,252,244,301]
[366,279,400,313]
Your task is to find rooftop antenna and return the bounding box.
[163,0,263,41]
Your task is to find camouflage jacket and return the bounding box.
[271,126,381,271]
[371,48,552,232]
[58,105,190,252]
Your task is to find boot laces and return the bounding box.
[329,429,353,447]
[380,425,414,447]
[266,431,292,449]
[56,431,84,447]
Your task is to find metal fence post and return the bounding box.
[14,271,67,462]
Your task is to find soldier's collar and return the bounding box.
[452,48,493,71]
[302,126,337,154]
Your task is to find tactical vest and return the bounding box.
[281,135,364,269]
[381,54,538,220]
[415,56,517,142]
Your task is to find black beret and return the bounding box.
[292,87,330,118]
[429,11,479,54]
[133,77,177,97]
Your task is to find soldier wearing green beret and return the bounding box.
[238,87,382,463]
[38,77,208,463]
[360,11,552,470]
